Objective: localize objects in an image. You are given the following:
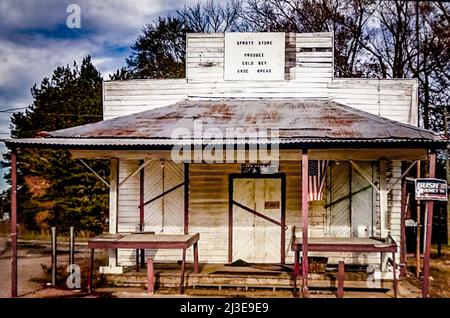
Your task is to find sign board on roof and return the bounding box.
[224,32,285,81]
[415,178,448,201]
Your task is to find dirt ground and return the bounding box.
[1,237,447,298]
[0,237,48,297]
[405,245,450,298]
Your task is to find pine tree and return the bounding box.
[2,56,109,234]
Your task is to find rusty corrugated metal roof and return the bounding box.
[2,99,443,148]
[49,99,438,139]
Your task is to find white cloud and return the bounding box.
[0,0,203,191]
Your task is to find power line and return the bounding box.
[0,107,27,113]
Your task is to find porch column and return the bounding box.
[100,158,123,274]
[422,151,436,298]
[139,160,145,231]
[184,163,189,234]
[10,148,18,297]
[301,149,309,295]
[400,180,407,277]
[379,160,388,238]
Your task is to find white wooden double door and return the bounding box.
[232,178,282,263]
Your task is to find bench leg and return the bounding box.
[147,258,154,295]
[193,243,199,274]
[293,249,299,297]
[136,249,140,272]
[140,249,145,267]
[337,261,345,298]
[392,252,397,298]
[180,248,186,294]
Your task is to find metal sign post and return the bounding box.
[415,175,447,297]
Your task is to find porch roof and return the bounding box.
[2,99,444,149]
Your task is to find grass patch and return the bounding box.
[0,223,92,242]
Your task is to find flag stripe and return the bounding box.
[308,160,328,201]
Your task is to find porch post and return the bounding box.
[139,159,145,266]
[301,149,309,295]
[379,160,388,238]
[400,180,407,277]
[184,163,189,235]
[422,151,436,298]
[10,148,18,298]
[100,158,123,274]
[139,160,145,231]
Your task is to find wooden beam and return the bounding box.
[337,261,345,298]
[309,148,427,161]
[139,160,145,267]
[10,148,17,298]
[108,158,119,268]
[142,182,185,207]
[350,160,380,193]
[78,159,110,188]
[387,160,418,192]
[416,160,421,278]
[70,148,429,162]
[139,160,145,230]
[232,200,286,228]
[118,159,151,188]
[109,159,119,234]
[400,180,407,277]
[184,163,189,235]
[422,151,436,298]
[301,149,309,296]
[228,175,233,263]
[281,175,286,265]
[379,160,388,238]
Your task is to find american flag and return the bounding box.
[308,160,328,201]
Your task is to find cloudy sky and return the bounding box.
[0,0,197,191]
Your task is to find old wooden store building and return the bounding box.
[4,32,445,297]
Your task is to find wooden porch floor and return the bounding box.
[103,263,396,293]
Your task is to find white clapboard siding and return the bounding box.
[103,79,188,120]
[387,161,402,250]
[328,78,418,125]
[103,32,417,126]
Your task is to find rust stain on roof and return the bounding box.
[44,99,438,142]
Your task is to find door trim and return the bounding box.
[228,173,286,264]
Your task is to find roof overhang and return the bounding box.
[2,137,445,150]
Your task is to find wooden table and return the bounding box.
[291,236,398,297]
[87,233,200,294]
